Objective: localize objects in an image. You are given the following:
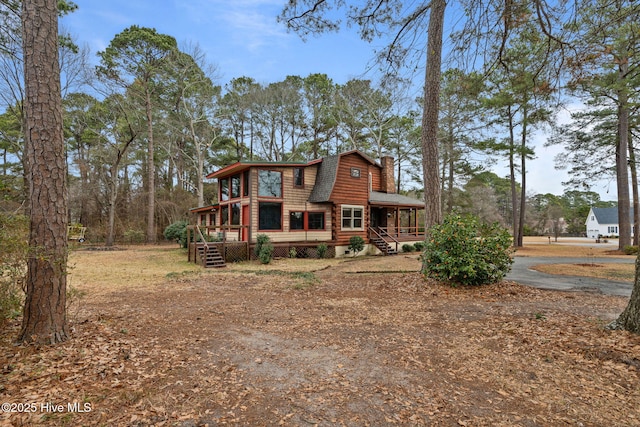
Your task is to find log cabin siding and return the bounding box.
[369,163,382,192]
[328,152,379,245]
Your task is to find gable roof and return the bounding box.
[590,206,633,224]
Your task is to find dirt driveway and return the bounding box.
[1,251,640,426]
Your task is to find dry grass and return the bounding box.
[67,239,636,296]
[516,236,630,258]
[531,262,635,282]
[67,244,202,295]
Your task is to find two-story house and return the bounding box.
[189,150,425,262]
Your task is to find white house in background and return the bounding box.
[585,206,634,238]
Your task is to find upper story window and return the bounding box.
[219,178,229,202]
[243,170,250,197]
[293,167,304,188]
[350,167,361,178]
[258,170,282,198]
[231,174,241,198]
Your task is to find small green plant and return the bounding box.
[254,234,271,257]
[402,243,415,252]
[255,234,274,264]
[164,220,188,248]
[624,245,638,255]
[348,235,365,257]
[422,213,513,286]
[413,241,425,252]
[289,247,297,258]
[534,312,547,320]
[316,243,328,259]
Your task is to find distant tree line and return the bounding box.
[1,1,637,248]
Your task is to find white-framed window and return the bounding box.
[341,205,364,230]
[608,226,618,234]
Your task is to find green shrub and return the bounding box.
[289,247,297,258]
[259,243,274,264]
[422,213,513,286]
[164,220,188,248]
[255,234,271,257]
[348,235,365,256]
[0,213,28,322]
[316,243,328,259]
[402,243,415,252]
[624,245,638,255]
[413,241,425,252]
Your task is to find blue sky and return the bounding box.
[60,0,377,86]
[59,0,614,200]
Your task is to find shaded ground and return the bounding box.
[1,250,640,426]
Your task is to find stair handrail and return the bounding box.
[370,227,399,254]
[195,225,209,265]
[376,227,399,244]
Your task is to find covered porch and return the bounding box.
[368,191,426,254]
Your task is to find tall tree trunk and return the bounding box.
[421,0,446,230]
[145,89,156,243]
[19,0,69,344]
[616,65,631,250]
[106,167,118,247]
[518,104,528,248]
[614,255,640,333]
[629,134,639,247]
[507,106,519,246]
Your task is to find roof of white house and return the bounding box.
[590,206,633,224]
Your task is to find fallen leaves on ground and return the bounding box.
[1,258,639,426]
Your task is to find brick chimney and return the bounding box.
[380,156,396,194]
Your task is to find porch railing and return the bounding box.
[375,226,425,240]
[187,224,249,264]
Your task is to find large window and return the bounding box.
[221,205,229,225]
[231,203,241,225]
[342,205,364,230]
[258,170,282,197]
[219,178,229,202]
[231,174,241,199]
[259,202,282,230]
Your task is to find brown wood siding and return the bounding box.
[329,153,379,245]
[369,163,382,192]
[248,164,332,243]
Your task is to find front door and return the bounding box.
[242,205,250,241]
[370,207,386,229]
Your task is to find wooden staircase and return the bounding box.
[197,245,226,268]
[371,236,398,255]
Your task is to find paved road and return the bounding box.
[507,256,635,297]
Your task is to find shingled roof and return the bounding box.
[591,206,633,224]
[308,154,339,203]
[369,191,424,207]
